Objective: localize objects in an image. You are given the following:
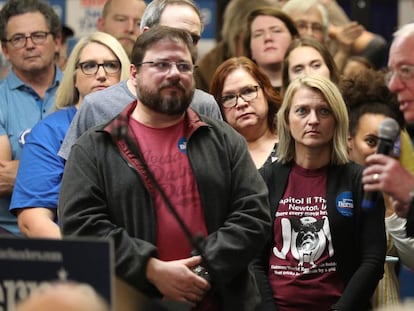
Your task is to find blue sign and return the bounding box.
[197,1,216,39]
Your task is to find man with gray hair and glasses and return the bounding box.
[58,0,222,160]
[363,23,414,237]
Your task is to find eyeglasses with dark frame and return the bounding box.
[2,31,52,49]
[384,64,414,86]
[77,61,122,75]
[137,60,196,73]
[220,85,260,108]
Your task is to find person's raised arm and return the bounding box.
[330,22,364,72]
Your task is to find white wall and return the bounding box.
[399,0,414,26]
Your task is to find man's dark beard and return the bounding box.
[137,81,195,116]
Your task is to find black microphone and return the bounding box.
[362,118,400,210]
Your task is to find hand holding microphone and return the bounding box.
[362,118,400,210]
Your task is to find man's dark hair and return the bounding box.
[0,0,61,41]
[131,25,197,66]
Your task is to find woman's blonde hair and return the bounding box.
[277,75,349,165]
[54,32,130,110]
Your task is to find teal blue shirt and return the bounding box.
[0,66,63,234]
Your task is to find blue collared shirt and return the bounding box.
[0,66,63,234]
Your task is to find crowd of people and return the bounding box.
[0,0,414,310]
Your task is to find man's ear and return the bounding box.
[54,34,62,54]
[96,17,105,31]
[127,64,138,96]
[1,44,10,61]
[130,64,138,85]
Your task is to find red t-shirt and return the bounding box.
[268,163,344,311]
[130,117,207,260]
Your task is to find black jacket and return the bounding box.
[59,102,272,310]
[255,161,386,311]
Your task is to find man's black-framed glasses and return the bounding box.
[77,61,121,75]
[3,31,52,49]
[220,85,260,108]
[137,60,196,73]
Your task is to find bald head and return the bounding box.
[140,0,202,45]
[16,282,109,311]
[97,0,146,57]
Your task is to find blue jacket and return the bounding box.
[59,101,271,310]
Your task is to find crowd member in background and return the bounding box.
[0,0,62,234]
[342,56,374,78]
[210,56,280,169]
[16,281,109,311]
[319,0,387,70]
[281,37,340,93]
[97,0,146,58]
[279,0,387,70]
[282,0,363,73]
[363,23,414,237]
[56,25,75,70]
[245,6,298,92]
[59,0,222,161]
[9,32,130,238]
[195,0,272,92]
[59,25,271,310]
[140,0,202,42]
[256,75,386,310]
[342,68,414,308]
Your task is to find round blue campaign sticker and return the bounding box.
[177,137,187,154]
[336,191,354,217]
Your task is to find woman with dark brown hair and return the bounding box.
[210,56,281,168]
[244,6,299,91]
